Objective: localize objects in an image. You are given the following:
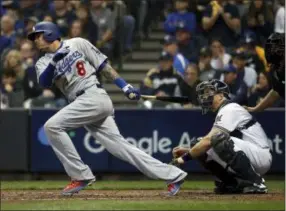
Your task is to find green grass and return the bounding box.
[1,180,285,210]
[2,200,284,210]
[1,180,284,191]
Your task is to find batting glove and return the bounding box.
[51,47,70,65]
[123,84,141,100]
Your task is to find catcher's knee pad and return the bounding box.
[210,132,233,162]
[210,134,262,184]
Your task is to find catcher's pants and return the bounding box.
[44,86,187,182]
[206,137,272,176]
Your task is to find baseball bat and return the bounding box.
[141,95,190,103]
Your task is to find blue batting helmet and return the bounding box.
[27,21,60,42]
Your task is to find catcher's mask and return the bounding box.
[196,79,230,114]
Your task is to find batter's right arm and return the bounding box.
[99,63,120,81]
[100,63,141,100]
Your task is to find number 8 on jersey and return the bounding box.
[76,61,86,76]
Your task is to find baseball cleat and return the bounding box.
[214,178,268,194]
[167,179,184,196]
[62,179,95,196]
[242,178,267,194]
[242,183,268,194]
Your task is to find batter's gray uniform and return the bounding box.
[35,37,187,183]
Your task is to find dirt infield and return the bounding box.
[1,190,284,201]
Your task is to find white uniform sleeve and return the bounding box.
[73,38,108,71]
[275,7,285,33]
[213,104,249,133]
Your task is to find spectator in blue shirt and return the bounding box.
[175,22,206,63]
[163,35,190,76]
[164,0,196,36]
[1,15,17,48]
[0,36,11,57]
[217,63,248,105]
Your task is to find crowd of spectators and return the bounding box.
[139,0,285,109]
[0,0,154,108]
[0,0,285,110]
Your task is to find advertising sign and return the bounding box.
[30,109,285,173]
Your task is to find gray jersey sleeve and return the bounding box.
[73,38,108,71]
[35,57,50,83]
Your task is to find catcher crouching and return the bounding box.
[170,79,272,194]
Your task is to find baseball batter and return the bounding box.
[28,22,187,196]
[170,79,272,194]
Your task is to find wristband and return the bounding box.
[181,152,193,162]
[114,78,128,90]
[122,84,132,92]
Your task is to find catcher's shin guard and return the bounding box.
[192,136,238,186]
[199,159,238,186]
[210,133,263,185]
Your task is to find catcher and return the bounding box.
[170,79,272,194]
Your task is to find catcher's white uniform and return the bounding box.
[207,102,272,175]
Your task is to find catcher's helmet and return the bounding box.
[196,79,230,114]
[265,32,285,65]
[27,21,60,42]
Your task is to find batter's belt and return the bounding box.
[75,83,103,98]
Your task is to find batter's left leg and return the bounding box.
[44,110,95,181]
[85,116,187,193]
